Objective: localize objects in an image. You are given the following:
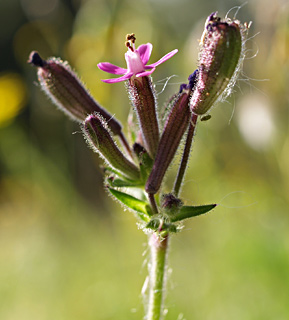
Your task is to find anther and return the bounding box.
[126,33,136,43]
[125,41,133,51]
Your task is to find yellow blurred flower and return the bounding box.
[0,73,27,127]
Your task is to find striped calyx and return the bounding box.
[28,51,122,136]
[190,12,249,115]
[83,114,140,181]
[145,90,191,195]
[127,76,159,159]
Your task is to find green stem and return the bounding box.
[147,233,169,320]
[173,114,198,197]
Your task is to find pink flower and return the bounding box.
[97,34,178,83]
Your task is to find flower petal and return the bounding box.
[137,43,153,65]
[101,72,134,83]
[146,49,178,69]
[136,68,156,78]
[97,62,127,75]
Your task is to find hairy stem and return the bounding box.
[147,233,169,320]
[173,114,198,197]
[118,131,133,159]
[148,193,158,214]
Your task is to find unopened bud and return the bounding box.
[145,90,191,194]
[83,114,140,180]
[161,193,183,213]
[127,76,159,158]
[133,142,153,180]
[190,12,249,115]
[28,51,122,135]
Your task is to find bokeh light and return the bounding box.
[0,73,27,126]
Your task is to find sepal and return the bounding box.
[146,218,178,233]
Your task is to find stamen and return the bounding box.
[125,33,136,51]
[125,41,133,51]
[126,33,136,43]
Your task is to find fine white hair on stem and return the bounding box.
[225,2,248,20]
[243,47,259,60]
[155,75,179,95]
[228,94,236,125]
[71,130,82,135]
[244,31,261,43]
[217,191,258,209]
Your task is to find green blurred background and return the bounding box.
[0,0,289,319]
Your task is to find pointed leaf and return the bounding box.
[170,204,217,222]
[108,188,152,221]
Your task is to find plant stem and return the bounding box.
[148,193,158,214]
[147,233,169,320]
[173,114,198,197]
[118,131,133,159]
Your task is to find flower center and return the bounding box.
[125,33,145,74]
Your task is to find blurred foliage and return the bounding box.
[0,0,289,319]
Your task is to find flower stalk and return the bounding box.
[173,113,198,197]
[147,233,169,320]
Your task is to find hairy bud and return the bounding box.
[161,193,183,213]
[145,90,191,194]
[28,51,122,135]
[83,114,140,180]
[127,76,159,158]
[190,12,249,115]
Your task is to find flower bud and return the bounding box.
[127,76,159,158]
[161,193,183,214]
[145,90,191,195]
[28,51,122,136]
[133,142,153,181]
[190,12,249,115]
[83,114,140,180]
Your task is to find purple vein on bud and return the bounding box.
[28,51,123,136]
[145,90,191,195]
[83,114,140,181]
[127,76,159,159]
